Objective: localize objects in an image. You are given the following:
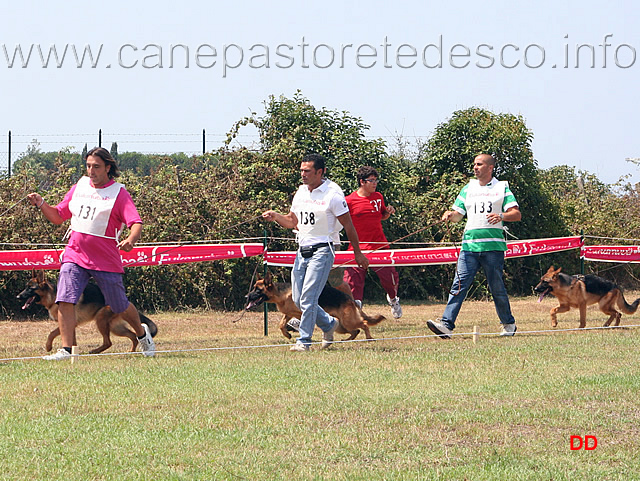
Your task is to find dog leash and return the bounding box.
[443,219,463,296]
[29,198,65,267]
[231,253,266,324]
[232,234,277,323]
[1,178,54,218]
[0,195,30,218]
[332,217,463,297]
[117,214,266,269]
[333,218,446,270]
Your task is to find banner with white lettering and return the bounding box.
[0,236,584,271]
[581,245,640,263]
[0,243,265,271]
[264,236,583,267]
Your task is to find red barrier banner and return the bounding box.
[0,243,265,271]
[581,245,640,263]
[0,237,583,271]
[506,236,583,259]
[264,236,583,267]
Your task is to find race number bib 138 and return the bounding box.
[296,208,329,239]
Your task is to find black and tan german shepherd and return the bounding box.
[245,272,385,342]
[534,266,640,328]
[18,269,158,354]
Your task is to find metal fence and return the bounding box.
[0,129,262,176]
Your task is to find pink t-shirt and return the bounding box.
[56,178,142,273]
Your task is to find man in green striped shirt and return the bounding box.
[428,154,521,339]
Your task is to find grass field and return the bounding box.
[1,295,639,480]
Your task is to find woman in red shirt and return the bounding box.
[343,166,402,319]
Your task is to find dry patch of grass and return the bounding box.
[3,291,640,357]
[1,295,639,480]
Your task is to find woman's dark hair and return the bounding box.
[85,147,120,179]
[356,166,379,185]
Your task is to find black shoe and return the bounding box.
[427,319,452,339]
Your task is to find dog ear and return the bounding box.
[264,271,273,287]
[36,269,44,284]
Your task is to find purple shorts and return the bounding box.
[56,262,130,314]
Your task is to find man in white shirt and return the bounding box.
[262,154,369,351]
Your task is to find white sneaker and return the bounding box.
[500,323,517,337]
[387,294,403,319]
[427,319,452,339]
[286,318,301,332]
[290,341,309,352]
[355,300,362,309]
[321,318,339,349]
[139,323,156,357]
[43,348,72,361]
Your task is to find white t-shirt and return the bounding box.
[291,179,349,247]
[325,179,346,246]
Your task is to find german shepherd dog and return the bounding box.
[18,269,158,354]
[534,266,640,328]
[245,273,385,342]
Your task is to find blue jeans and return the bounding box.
[291,245,337,345]
[441,250,515,330]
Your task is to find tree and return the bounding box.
[221,92,390,247]
[110,142,118,160]
[13,140,54,185]
[227,90,387,194]
[424,107,564,240]
[422,107,567,295]
[540,165,640,239]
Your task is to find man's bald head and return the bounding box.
[474,154,496,166]
[473,154,496,185]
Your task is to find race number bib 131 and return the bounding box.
[69,177,124,239]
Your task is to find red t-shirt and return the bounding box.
[345,191,389,250]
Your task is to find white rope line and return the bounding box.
[0,238,457,249]
[584,235,640,242]
[264,237,456,246]
[136,237,266,245]
[2,323,638,363]
[9,235,640,249]
[0,238,267,248]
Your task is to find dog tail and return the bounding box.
[617,292,640,315]
[360,309,385,326]
[140,314,158,338]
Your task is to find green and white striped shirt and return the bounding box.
[452,177,518,252]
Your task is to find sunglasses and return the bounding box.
[363,178,379,184]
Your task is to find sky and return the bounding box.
[1,0,639,185]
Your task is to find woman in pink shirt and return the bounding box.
[28,147,156,360]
